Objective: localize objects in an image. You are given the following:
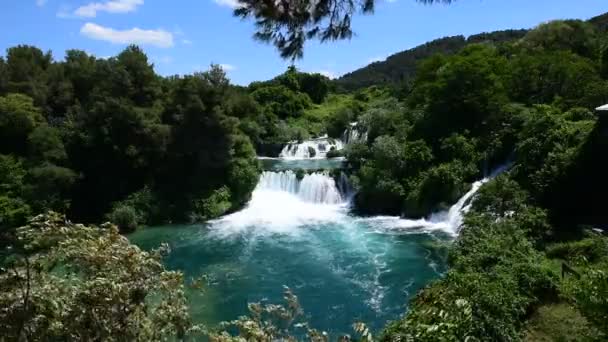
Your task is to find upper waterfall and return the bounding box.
[342,122,367,145]
[279,135,344,159]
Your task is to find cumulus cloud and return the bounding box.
[74,0,144,18]
[219,63,236,71]
[80,23,174,48]
[36,0,47,7]
[213,0,241,9]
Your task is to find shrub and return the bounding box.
[193,186,232,221]
[106,204,139,233]
[326,147,343,158]
[546,237,608,264]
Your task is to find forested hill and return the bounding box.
[335,29,527,91]
[590,11,608,32]
[336,12,608,91]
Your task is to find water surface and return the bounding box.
[129,159,463,337]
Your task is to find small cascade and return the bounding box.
[442,179,488,231]
[257,171,345,204]
[279,135,344,159]
[342,122,367,145]
[370,163,510,236]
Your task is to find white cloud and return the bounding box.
[36,0,47,7]
[213,0,240,9]
[80,23,174,48]
[318,70,337,79]
[182,39,193,45]
[219,63,236,71]
[74,0,143,18]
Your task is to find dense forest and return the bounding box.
[337,11,608,92]
[2,11,608,342]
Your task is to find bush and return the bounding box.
[546,237,608,264]
[106,204,139,233]
[326,147,343,158]
[193,186,232,221]
[562,261,608,336]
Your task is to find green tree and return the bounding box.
[0,93,44,155]
[4,45,51,106]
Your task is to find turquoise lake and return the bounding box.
[129,159,462,338]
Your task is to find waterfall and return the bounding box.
[342,122,367,145]
[368,164,510,236]
[438,179,489,232]
[257,171,345,204]
[211,170,349,231]
[279,135,344,159]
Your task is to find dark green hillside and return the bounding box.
[335,29,528,91]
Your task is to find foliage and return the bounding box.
[0,196,31,234]
[0,45,261,227]
[234,0,455,59]
[193,186,233,221]
[106,204,140,233]
[337,29,527,92]
[523,303,599,342]
[0,93,44,155]
[562,261,608,336]
[0,212,197,341]
[545,236,608,265]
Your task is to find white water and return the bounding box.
[278,123,367,159]
[279,135,344,159]
[257,170,344,204]
[342,122,367,145]
[211,168,503,237]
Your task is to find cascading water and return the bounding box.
[277,123,366,159]
[342,122,368,145]
[257,171,344,204]
[279,135,344,159]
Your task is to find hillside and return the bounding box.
[590,11,608,31]
[337,12,608,91]
[335,29,527,91]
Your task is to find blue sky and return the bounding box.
[1,0,607,85]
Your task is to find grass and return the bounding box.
[524,303,599,341]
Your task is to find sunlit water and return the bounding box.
[128,158,494,337]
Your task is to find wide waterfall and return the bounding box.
[279,135,344,159]
[257,171,344,204]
